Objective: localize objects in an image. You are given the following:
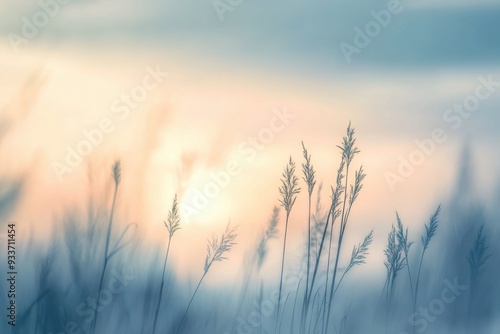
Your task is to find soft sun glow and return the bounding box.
[179,168,232,225]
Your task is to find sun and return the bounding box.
[178,169,232,225]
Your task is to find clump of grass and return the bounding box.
[152,194,181,334]
[325,123,365,333]
[276,157,301,330]
[300,141,316,333]
[467,224,491,301]
[177,223,238,333]
[301,124,365,333]
[382,207,440,334]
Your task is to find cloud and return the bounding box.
[1,0,499,71]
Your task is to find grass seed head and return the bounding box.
[349,166,366,206]
[257,206,280,268]
[467,224,491,280]
[301,141,317,196]
[384,225,406,278]
[112,160,121,186]
[165,194,181,238]
[347,230,373,271]
[396,212,413,260]
[421,205,441,251]
[337,122,360,166]
[279,157,301,216]
[204,223,238,273]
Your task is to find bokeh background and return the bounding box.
[0,0,499,333]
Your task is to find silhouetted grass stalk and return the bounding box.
[467,224,491,313]
[176,223,237,334]
[300,142,316,334]
[276,157,300,333]
[91,160,121,334]
[152,194,181,334]
[396,213,414,306]
[413,206,441,334]
[331,231,373,298]
[321,170,345,332]
[383,225,405,324]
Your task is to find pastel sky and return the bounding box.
[1,0,499,280]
